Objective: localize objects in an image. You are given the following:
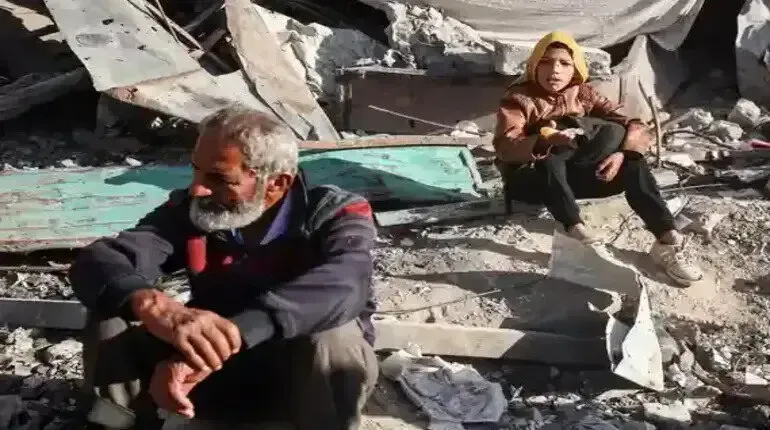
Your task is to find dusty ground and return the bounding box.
[361,188,770,429]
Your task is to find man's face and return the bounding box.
[188,131,264,232]
[535,46,576,93]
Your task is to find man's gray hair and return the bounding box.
[199,106,299,175]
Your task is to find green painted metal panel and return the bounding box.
[0,146,480,252]
[299,146,479,203]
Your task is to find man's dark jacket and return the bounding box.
[69,173,377,348]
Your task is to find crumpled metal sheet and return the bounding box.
[549,231,665,391]
[43,0,200,91]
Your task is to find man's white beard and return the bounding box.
[189,192,266,232]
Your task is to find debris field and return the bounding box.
[1,0,770,429]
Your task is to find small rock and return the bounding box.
[552,393,582,411]
[666,363,689,388]
[662,153,697,169]
[6,329,34,355]
[124,156,142,167]
[710,120,744,142]
[58,159,78,168]
[683,213,727,242]
[643,402,692,427]
[680,108,714,130]
[728,98,762,128]
[525,395,551,407]
[683,386,721,411]
[39,339,83,365]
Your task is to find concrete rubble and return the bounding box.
[1,0,770,429]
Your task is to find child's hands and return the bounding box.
[596,152,625,182]
[540,120,581,149]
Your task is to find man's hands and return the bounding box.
[149,358,210,418]
[596,152,625,182]
[131,289,242,372]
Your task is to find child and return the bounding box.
[493,31,702,287]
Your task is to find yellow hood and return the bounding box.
[526,31,589,85]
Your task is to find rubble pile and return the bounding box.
[1,0,770,429]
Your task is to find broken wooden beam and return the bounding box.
[299,135,479,150]
[375,199,509,227]
[0,69,89,121]
[372,319,608,366]
[0,298,87,330]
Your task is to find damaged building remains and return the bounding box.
[3,0,770,428]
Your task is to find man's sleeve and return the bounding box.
[229,200,376,349]
[69,194,188,318]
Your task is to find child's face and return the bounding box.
[536,46,576,93]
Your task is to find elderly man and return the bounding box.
[70,107,379,429]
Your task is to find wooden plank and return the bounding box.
[375,199,509,227]
[0,69,90,121]
[225,0,339,140]
[43,0,201,91]
[373,319,608,366]
[0,298,87,330]
[0,147,480,251]
[299,135,479,150]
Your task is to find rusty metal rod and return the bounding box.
[367,105,486,136]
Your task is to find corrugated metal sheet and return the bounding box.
[42,0,200,91]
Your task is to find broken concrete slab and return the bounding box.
[652,168,680,189]
[710,120,744,142]
[255,5,386,102]
[376,3,494,73]
[728,98,762,128]
[225,0,339,140]
[736,0,770,108]
[372,318,608,366]
[643,402,692,427]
